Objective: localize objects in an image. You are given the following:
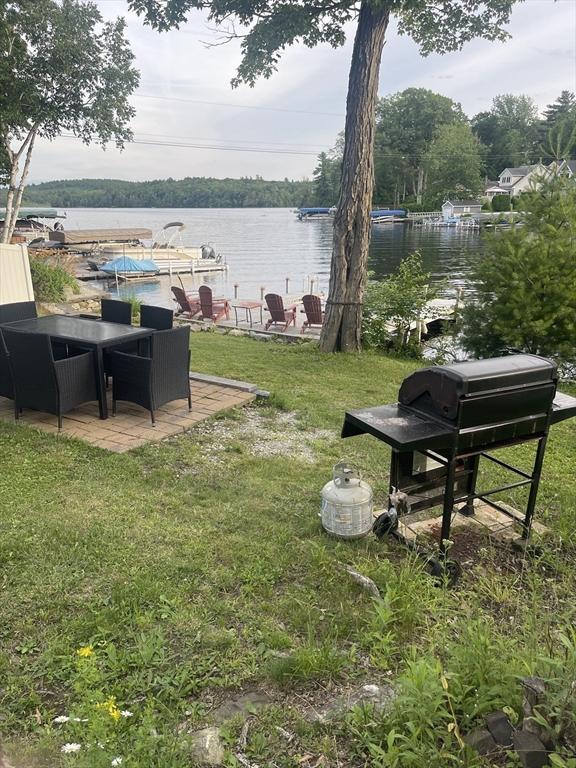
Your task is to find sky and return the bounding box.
[28,0,576,184]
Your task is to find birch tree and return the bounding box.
[131,0,522,351]
[0,0,139,243]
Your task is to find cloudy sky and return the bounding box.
[29,0,576,183]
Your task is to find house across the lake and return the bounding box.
[441,200,482,219]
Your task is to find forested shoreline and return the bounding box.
[14,176,315,209]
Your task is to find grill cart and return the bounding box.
[342,355,576,562]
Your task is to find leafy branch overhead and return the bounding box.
[129,0,519,86]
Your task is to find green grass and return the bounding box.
[0,334,575,766]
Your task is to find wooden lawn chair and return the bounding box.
[264,293,297,332]
[171,286,201,318]
[198,285,230,323]
[301,294,324,334]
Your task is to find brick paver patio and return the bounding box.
[0,379,255,452]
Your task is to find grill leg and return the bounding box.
[440,453,457,558]
[522,435,548,539]
[460,454,480,517]
[389,450,400,497]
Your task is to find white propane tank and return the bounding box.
[320,462,373,539]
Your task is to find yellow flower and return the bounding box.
[97,697,122,721]
[76,646,95,658]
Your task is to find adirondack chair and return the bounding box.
[198,285,230,323]
[300,294,324,334]
[264,294,297,332]
[171,286,201,318]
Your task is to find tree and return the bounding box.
[462,174,576,367]
[539,91,576,159]
[424,123,484,205]
[472,94,540,179]
[130,0,522,352]
[312,152,339,206]
[0,0,139,243]
[375,88,466,205]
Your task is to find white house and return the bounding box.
[497,163,547,197]
[442,200,483,219]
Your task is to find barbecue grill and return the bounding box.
[342,355,576,556]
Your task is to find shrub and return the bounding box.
[29,256,79,302]
[462,174,576,367]
[362,252,435,355]
[491,194,511,211]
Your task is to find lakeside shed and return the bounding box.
[442,200,482,219]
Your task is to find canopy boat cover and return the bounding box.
[100,256,159,275]
[52,228,153,245]
[0,207,66,221]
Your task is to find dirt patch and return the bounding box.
[195,408,336,464]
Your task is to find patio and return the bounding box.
[0,376,255,452]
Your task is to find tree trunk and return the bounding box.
[319,1,390,353]
[416,166,425,205]
[1,130,37,244]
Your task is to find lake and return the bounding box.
[64,207,484,307]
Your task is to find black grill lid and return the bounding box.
[399,355,557,419]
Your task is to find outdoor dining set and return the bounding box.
[0,299,191,429]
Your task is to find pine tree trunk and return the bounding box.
[319,1,390,353]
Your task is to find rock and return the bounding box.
[227,329,245,337]
[512,731,549,768]
[189,727,225,766]
[212,691,273,724]
[308,683,396,724]
[485,710,514,747]
[521,677,551,743]
[463,728,498,756]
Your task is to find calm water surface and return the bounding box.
[64,208,484,307]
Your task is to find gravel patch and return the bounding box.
[195,408,335,463]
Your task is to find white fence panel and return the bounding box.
[0,244,34,304]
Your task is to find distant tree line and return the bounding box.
[313,89,576,208]
[13,176,315,209]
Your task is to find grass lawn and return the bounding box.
[1,334,575,767]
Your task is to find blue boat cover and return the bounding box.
[101,256,159,274]
[371,209,406,218]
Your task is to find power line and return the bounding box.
[135,93,344,118]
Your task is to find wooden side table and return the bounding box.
[232,301,264,327]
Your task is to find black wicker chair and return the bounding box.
[140,304,173,330]
[0,330,14,401]
[102,299,132,325]
[109,326,191,424]
[0,301,37,324]
[2,329,98,429]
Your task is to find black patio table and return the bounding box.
[1,315,153,419]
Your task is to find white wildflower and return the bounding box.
[61,743,81,753]
[111,758,123,767]
[71,717,89,722]
[53,715,70,724]
[120,710,133,718]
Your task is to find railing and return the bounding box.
[406,211,442,219]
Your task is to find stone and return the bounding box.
[463,728,497,756]
[512,731,549,768]
[189,727,225,766]
[212,691,273,724]
[227,329,246,337]
[308,683,396,724]
[485,710,514,747]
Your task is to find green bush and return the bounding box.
[362,252,434,354]
[29,256,79,302]
[491,194,511,211]
[462,174,576,367]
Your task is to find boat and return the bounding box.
[100,256,160,283]
[297,207,407,223]
[1,207,67,244]
[371,209,407,223]
[53,222,227,275]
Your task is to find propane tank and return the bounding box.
[320,462,373,539]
